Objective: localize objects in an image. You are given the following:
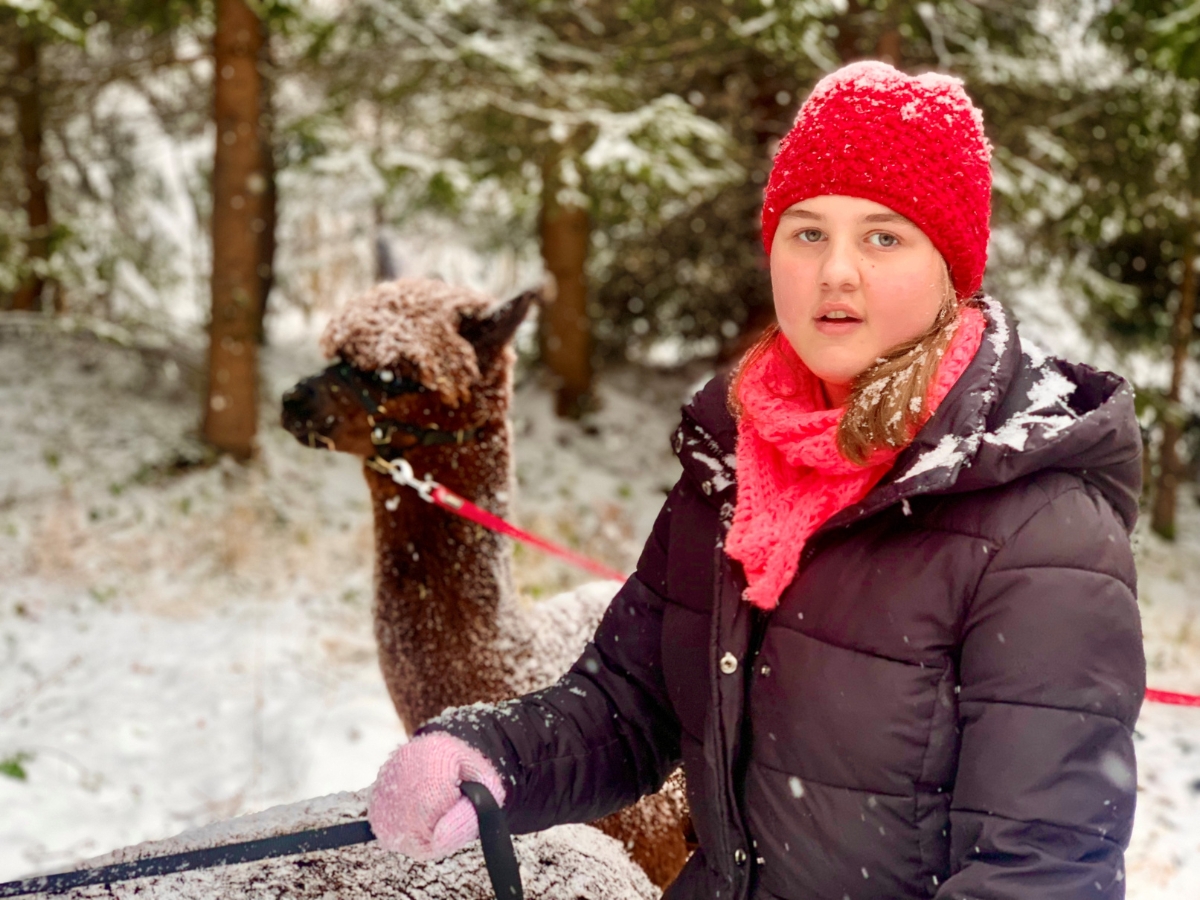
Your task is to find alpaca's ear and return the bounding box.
[459,289,537,368]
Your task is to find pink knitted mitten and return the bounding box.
[368,732,507,860]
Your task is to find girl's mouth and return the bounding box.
[815,310,863,333]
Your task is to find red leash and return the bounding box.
[370,456,627,583]
[369,456,1200,708]
[1145,688,1200,708]
[430,484,627,582]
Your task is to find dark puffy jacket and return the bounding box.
[425,299,1146,900]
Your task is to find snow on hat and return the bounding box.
[761,60,993,299]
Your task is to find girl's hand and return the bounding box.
[367,732,507,860]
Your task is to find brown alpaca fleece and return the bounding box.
[284,279,691,889]
[319,277,494,407]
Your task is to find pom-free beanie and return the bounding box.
[761,61,993,299]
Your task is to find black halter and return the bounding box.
[327,362,480,458]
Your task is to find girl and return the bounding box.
[367,61,1145,900]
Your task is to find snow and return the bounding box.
[40,789,656,899]
[895,433,967,483]
[1124,498,1200,899]
[1024,366,1079,413]
[797,61,990,162]
[690,451,736,495]
[0,322,687,884]
[981,363,1079,453]
[0,328,402,880]
[1,321,1198,898]
[507,366,686,597]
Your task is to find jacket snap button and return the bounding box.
[702,481,712,495]
[734,848,747,865]
[719,652,738,675]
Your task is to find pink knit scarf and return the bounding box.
[726,305,986,610]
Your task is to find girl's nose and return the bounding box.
[820,237,861,292]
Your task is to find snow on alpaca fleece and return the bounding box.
[726,304,986,610]
[319,277,494,406]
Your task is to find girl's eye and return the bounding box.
[869,232,899,248]
[798,229,824,243]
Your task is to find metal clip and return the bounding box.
[380,457,437,503]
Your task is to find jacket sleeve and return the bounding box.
[935,482,1145,899]
[416,481,685,835]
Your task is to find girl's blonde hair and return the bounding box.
[730,267,961,466]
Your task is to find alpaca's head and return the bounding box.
[281,278,534,460]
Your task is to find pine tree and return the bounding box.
[1104,0,1199,539]
[0,1,206,314]
[970,0,1199,538]
[1,2,81,311]
[298,0,741,414]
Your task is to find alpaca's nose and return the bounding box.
[281,381,316,424]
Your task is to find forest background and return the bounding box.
[2,0,1200,893]
[2,0,1199,540]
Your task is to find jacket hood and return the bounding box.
[677,297,1143,534]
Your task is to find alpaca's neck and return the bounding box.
[366,418,531,733]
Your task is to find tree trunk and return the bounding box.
[539,154,592,418]
[203,0,265,459]
[875,28,904,67]
[374,202,397,281]
[832,0,864,62]
[255,25,277,344]
[831,6,904,67]
[12,30,50,312]
[1151,232,1197,540]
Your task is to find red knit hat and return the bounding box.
[762,61,993,299]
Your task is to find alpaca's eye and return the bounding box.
[373,370,425,396]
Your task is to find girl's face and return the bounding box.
[769,194,950,406]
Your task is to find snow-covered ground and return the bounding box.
[1126,503,1200,898]
[0,321,1197,897]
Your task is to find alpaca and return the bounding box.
[280,278,690,888]
[44,790,657,899]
